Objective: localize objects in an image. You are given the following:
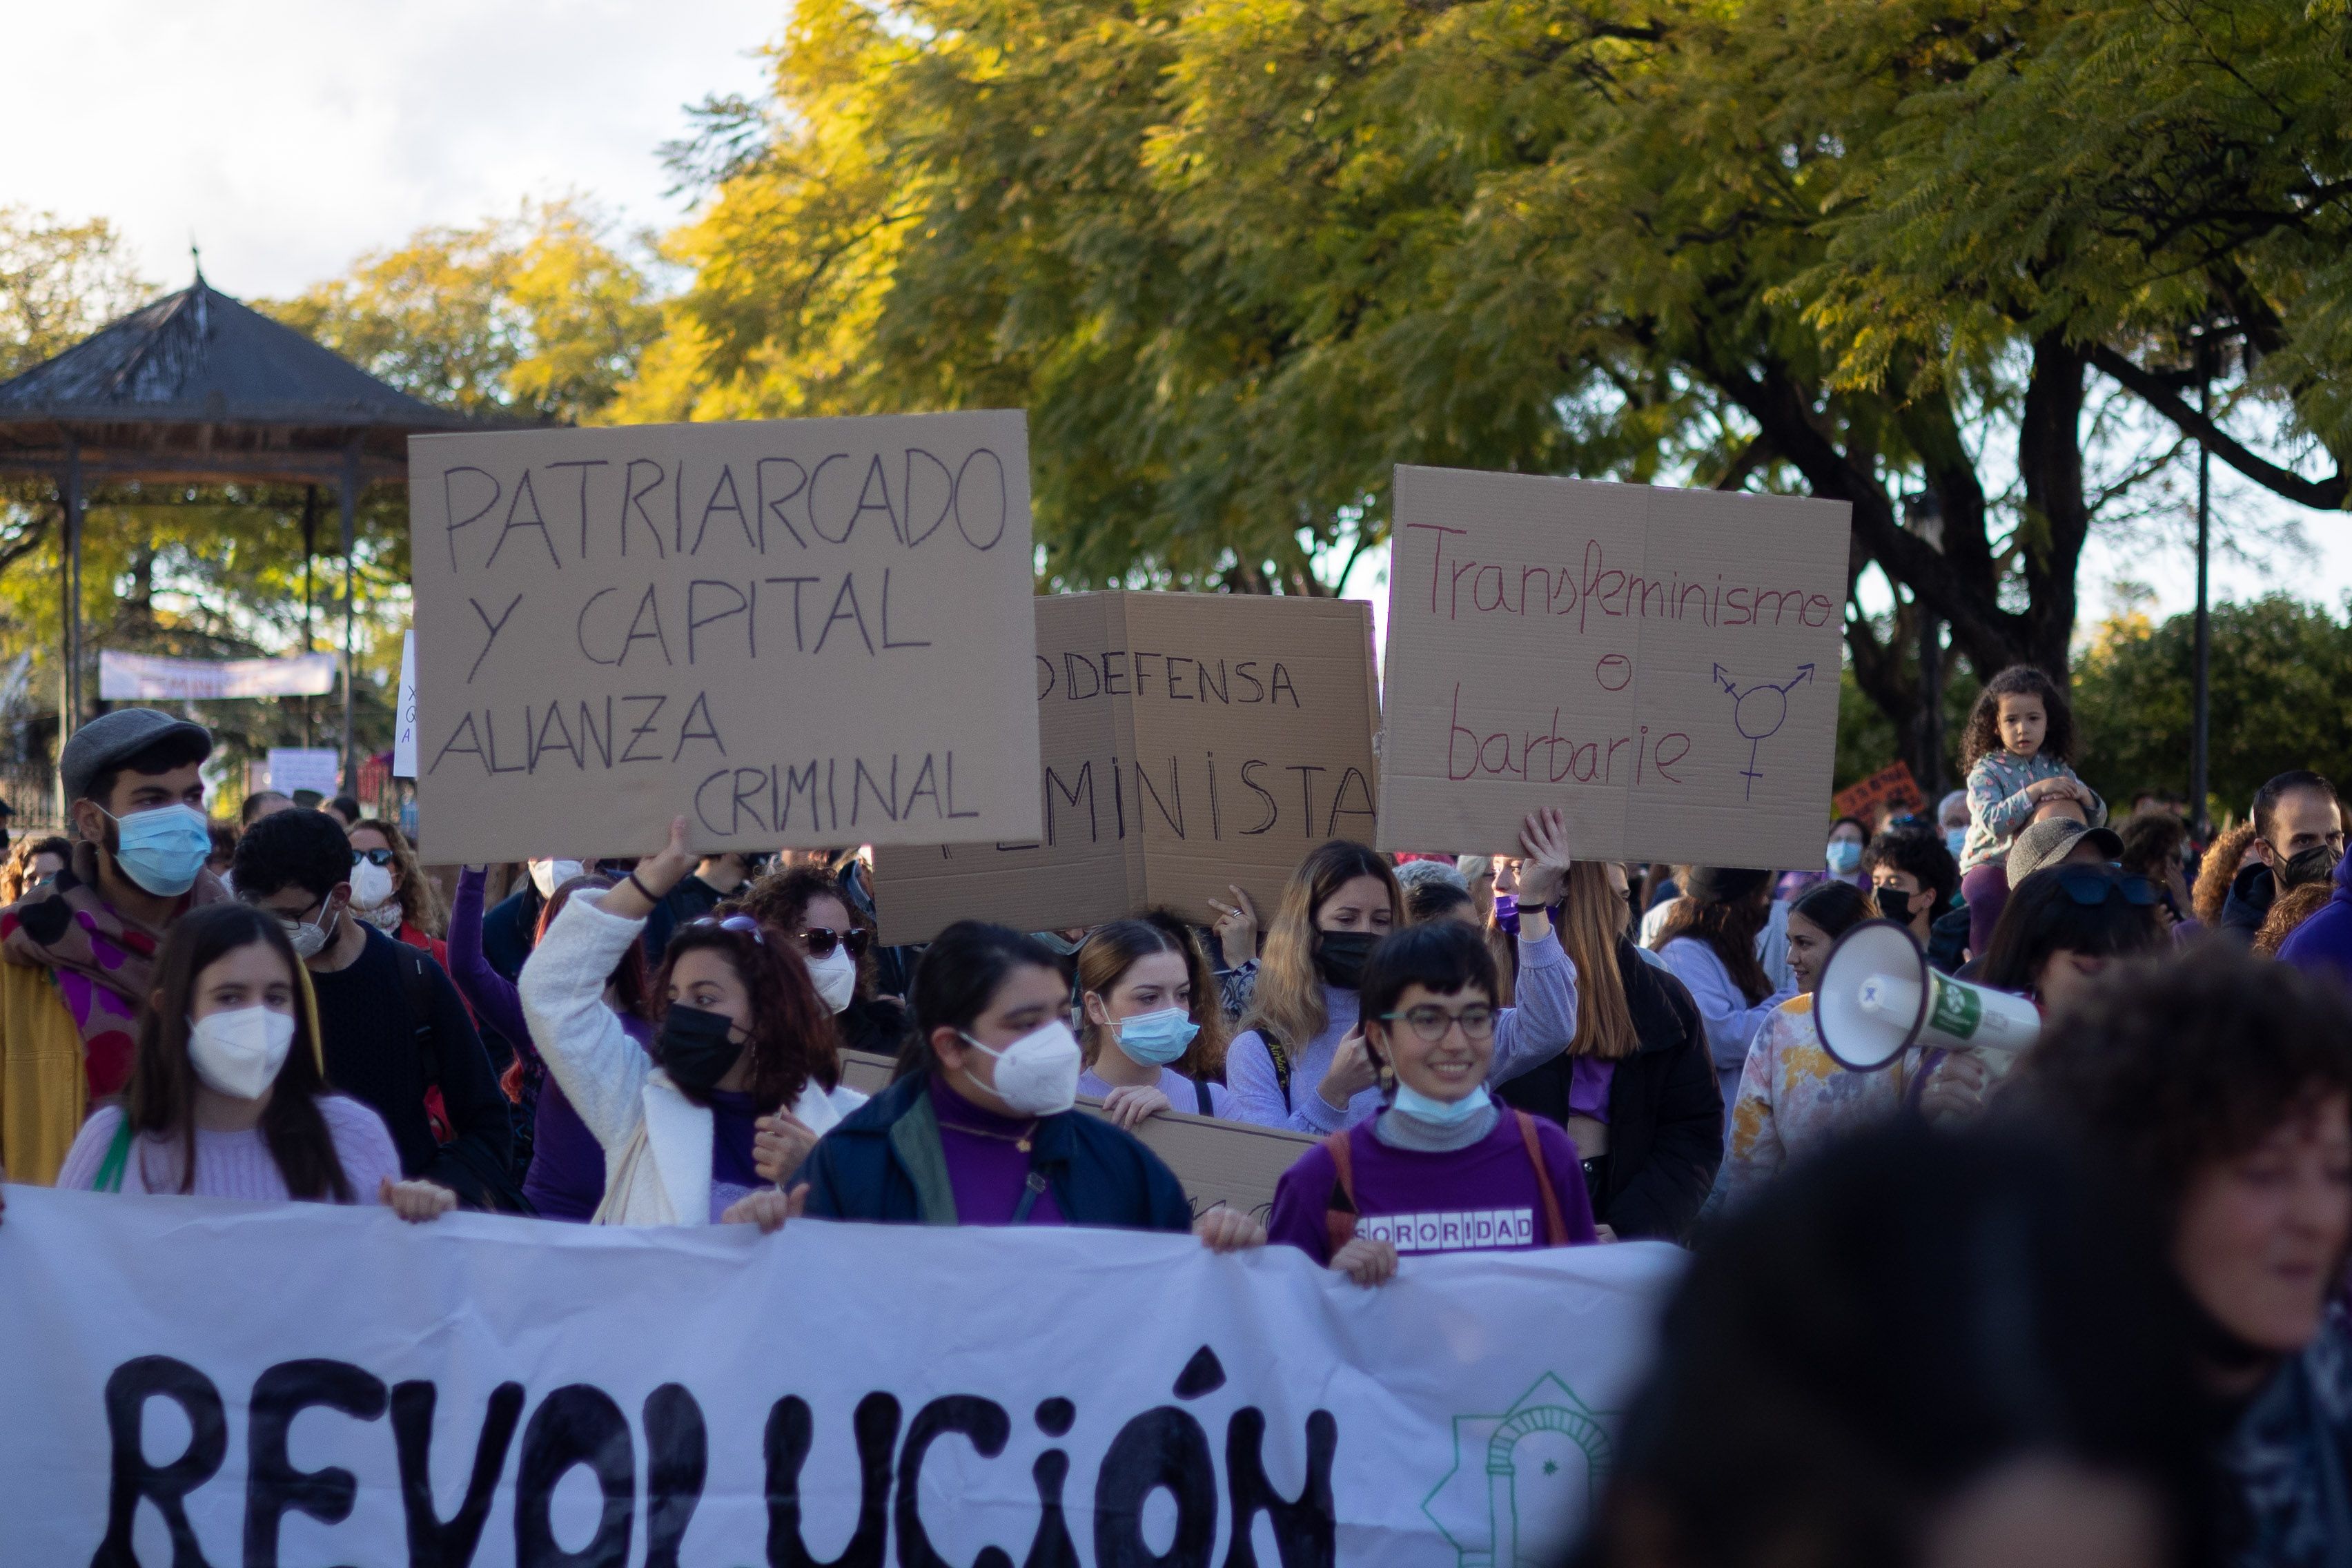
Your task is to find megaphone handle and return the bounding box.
[1902,1046,1949,1112]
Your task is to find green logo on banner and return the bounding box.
[1929,976,1983,1039]
[1424,1373,1614,1567]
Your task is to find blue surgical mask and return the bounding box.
[1113,1006,1199,1066]
[104,803,211,896]
[1825,840,1863,876]
[1391,1081,1492,1128]
[1946,827,1969,860]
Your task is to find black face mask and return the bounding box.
[1876,886,1919,925]
[656,1004,746,1093]
[1313,929,1380,990]
[2281,844,2342,891]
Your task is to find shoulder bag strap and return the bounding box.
[1514,1111,1571,1246]
[1262,1028,1293,1111]
[92,1113,135,1194]
[1193,1077,1214,1117]
[1321,1128,1360,1255]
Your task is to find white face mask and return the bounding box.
[529,859,583,898]
[806,945,859,1013]
[350,859,398,914]
[960,1019,1082,1117]
[280,894,343,959]
[187,1005,296,1100]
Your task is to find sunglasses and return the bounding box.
[351,847,395,868]
[2053,867,2157,907]
[689,913,767,945]
[800,926,871,961]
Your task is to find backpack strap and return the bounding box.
[1513,1110,1571,1246]
[1193,1077,1214,1117]
[92,1113,135,1194]
[1261,1028,1293,1112]
[1321,1128,1360,1256]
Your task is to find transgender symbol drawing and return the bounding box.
[1712,663,1815,801]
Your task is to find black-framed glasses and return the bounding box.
[2054,867,2157,907]
[1380,1004,1498,1042]
[352,847,395,868]
[799,926,871,960]
[689,913,766,945]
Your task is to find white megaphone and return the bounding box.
[1814,919,2041,1072]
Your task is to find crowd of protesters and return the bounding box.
[1,692,2349,1567]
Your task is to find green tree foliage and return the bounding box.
[2072,594,2352,825]
[634,0,2340,787]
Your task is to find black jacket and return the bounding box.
[2222,863,2275,944]
[1499,935,1723,1242]
[800,1070,1193,1231]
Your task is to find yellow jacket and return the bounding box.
[0,961,88,1187]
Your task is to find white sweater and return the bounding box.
[518,890,866,1226]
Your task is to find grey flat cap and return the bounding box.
[2006,817,2125,884]
[59,709,211,804]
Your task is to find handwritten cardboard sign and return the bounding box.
[836,1050,1316,1220]
[405,413,1043,862]
[1832,760,1925,822]
[872,591,1380,944]
[1378,466,1848,869]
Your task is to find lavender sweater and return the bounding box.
[59,1097,401,1202]
[1224,930,1579,1133]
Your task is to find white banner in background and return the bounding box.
[98,649,339,701]
[393,631,420,779]
[0,1188,1678,1568]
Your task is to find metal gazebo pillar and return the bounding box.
[58,435,84,805]
[339,439,360,798]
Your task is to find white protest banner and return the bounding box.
[265,747,341,797]
[0,1188,1678,1568]
[98,650,338,701]
[1380,467,1848,868]
[406,413,1043,863]
[872,591,1380,945]
[393,631,420,779]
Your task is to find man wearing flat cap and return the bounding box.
[0,709,222,1184]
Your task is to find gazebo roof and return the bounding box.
[0,272,512,485]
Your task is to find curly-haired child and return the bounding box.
[1957,667,2104,954]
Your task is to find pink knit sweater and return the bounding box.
[55,1095,402,1202]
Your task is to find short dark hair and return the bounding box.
[2019,943,2352,1231]
[1788,879,1878,940]
[239,790,291,826]
[736,864,854,934]
[2253,770,2341,844]
[1977,865,2164,994]
[1404,877,1475,925]
[2116,812,2188,881]
[326,794,362,823]
[901,921,1064,1080]
[86,730,212,812]
[1359,921,1498,1028]
[231,807,354,903]
[1860,824,1959,912]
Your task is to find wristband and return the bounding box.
[625,870,660,903]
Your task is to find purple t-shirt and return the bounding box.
[705,1089,763,1223]
[931,1079,1066,1226]
[1266,1111,1596,1266]
[1567,1057,1616,1123]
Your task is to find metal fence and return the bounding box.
[0,765,61,834]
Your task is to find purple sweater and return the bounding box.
[59,1096,401,1202]
[1266,1110,1595,1266]
[932,1079,1066,1226]
[450,868,642,1220]
[2280,850,2352,990]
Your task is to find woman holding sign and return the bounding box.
[799,920,1264,1250]
[1225,813,1581,1135]
[44,903,451,1220]
[1264,921,1596,1282]
[1075,914,1235,1126]
[518,818,865,1230]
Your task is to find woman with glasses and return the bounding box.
[734,864,911,1059]
[343,819,445,968]
[1266,921,1596,1285]
[1914,863,2166,1124]
[518,816,865,1228]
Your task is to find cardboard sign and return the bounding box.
[836,1050,1317,1221]
[1833,759,1925,821]
[871,591,1380,943]
[405,413,1043,862]
[1378,466,1848,868]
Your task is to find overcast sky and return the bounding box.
[5,0,2346,632]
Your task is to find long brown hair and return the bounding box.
[1076,915,1231,1083]
[2193,821,2256,927]
[653,919,839,1108]
[1242,840,1402,1048]
[128,903,351,1201]
[349,817,443,938]
[1654,873,1774,1004]
[1555,863,1639,1061]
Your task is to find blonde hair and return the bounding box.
[1555,863,1640,1060]
[1242,841,1402,1048]
[1075,916,1230,1083]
